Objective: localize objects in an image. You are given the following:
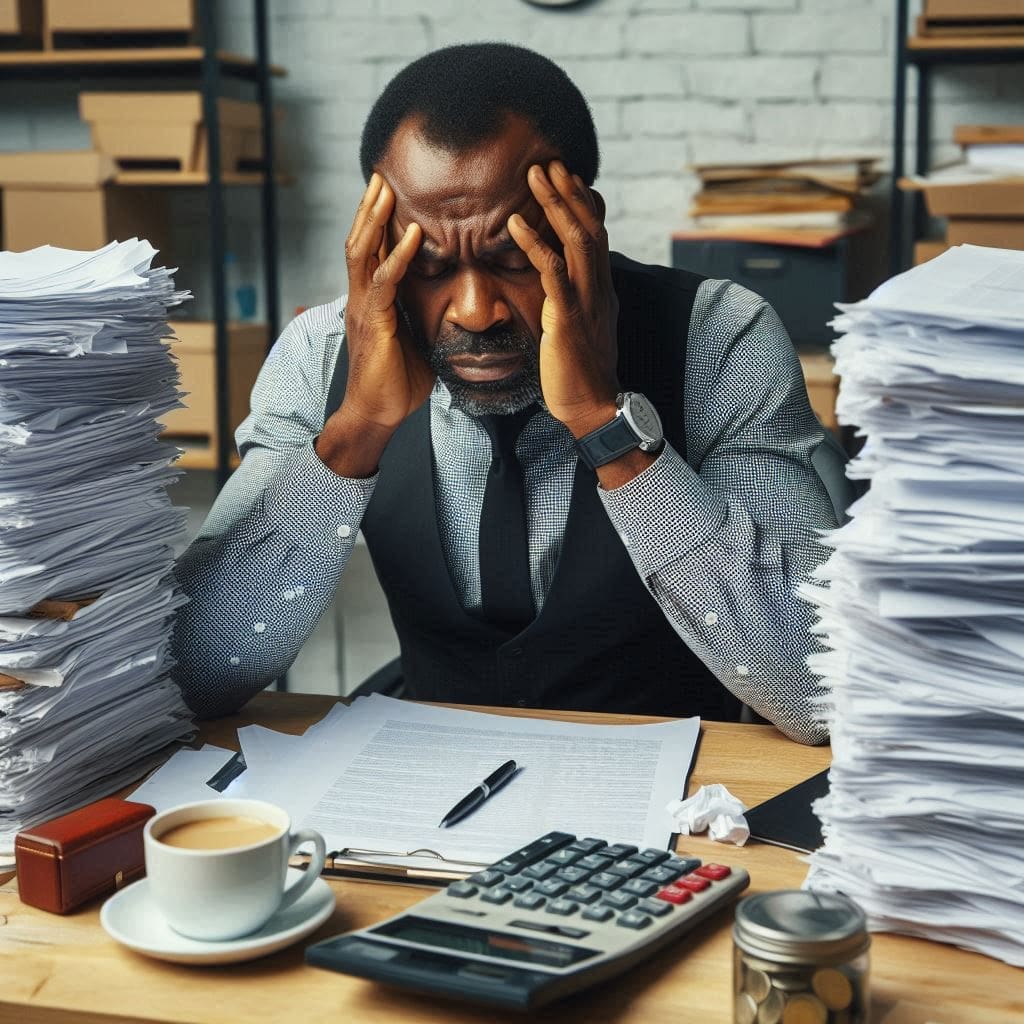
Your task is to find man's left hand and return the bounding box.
[508,161,620,439]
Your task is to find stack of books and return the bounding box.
[0,239,196,865]
[801,244,1024,968]
[685,157,880,245]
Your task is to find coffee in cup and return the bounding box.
[144,799,327,942]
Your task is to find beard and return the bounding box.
[411,317,543,416]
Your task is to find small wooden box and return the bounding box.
[15,798,155,915]
[163,321,267,449]
[79,93,262,175]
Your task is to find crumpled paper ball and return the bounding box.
[666,783,750,846]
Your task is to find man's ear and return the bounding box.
[589,187,607,222]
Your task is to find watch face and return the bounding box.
[623,393,663,445]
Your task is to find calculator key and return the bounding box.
[603,891,638,911]
[642,865,684,885]
[566,837,607,854]
[638,898,674,917]
[504,877,534,893]
[556,866,590,884]
[446,881,478,899]
[617,911,652,930]
[565,884,602,905]
[622,878,659,898]
[513,892,546,910]
[677,874,710,893]
[535,879,569,898]
[492,832,576,874]
[588,872,624,890]
[603,844,639,860]
[607,859,648,879]
[481,887,513,905]
[664,856,702,876]
[633,848,671,867]
[523,860,560,881]
[695,863,732,881]
[656,886,692,905]
[467,870,504,888]
[545,899,579,916]
[548,848,583,865]
[581,905,614,923]
[577,853,614,872]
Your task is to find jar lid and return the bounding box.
[733,890,869,964]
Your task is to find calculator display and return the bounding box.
[374,917,599,968]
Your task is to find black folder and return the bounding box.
[744,769,830,853]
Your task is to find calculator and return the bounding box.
[305,830,749,1011]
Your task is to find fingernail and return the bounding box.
[509,213,527,230]
[551,160,569,178]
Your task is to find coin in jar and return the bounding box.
[811,967,853,1010]
[781,992,828,1024]
[736,991,759,1024]
[744,965,771,1002]
[756,988,785,1024]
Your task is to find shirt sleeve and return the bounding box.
[170,302,375,719]
[598,280,837,745]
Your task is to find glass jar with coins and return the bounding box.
[732,890,870,1024]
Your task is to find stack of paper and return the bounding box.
[131,694,701,878]
[686,156,880,238]
[801,244,1024,967]
[0,240,195,860]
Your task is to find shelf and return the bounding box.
[907,34,1024,61]
[0,47,286,79]
[114,170,295,187]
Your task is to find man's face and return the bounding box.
[378,114,561,416]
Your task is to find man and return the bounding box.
[172,43,837,744]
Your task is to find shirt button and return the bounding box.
[704,611,719,627]
[736,664,749,677]
[515,698,528,708]
[336,524,351,538]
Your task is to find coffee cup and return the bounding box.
[143,798,327,942]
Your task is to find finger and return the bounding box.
[527,163,598,293]
[345,177,394,283]
[372,222,421,291]
[550,161,602,240]
[572,173,615,296]
[346,173,382,253]
[508,212,576,312]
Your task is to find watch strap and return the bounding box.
[575,415,640,470]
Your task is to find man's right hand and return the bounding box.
[315,173,433,478]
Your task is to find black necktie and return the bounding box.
[478,406,537,632]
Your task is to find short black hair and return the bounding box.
[359,42,599,185]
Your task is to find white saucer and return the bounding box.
[100,869,336,965]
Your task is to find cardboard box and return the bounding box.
[945,218,1024,248]
[2,184,167,255]
[0,150,116,188]
[914,240,951,265]
[916,179,1024,217]
[163,322,267,447]
[79,93,261,174]
[924,0,1024,20]
[0,0,42,40]
[45,0,194,35]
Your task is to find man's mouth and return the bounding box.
[447,353,527,383]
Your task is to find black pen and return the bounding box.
[438,760,519,828]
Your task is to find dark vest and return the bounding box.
[325,252,741,721]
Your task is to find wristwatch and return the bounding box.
[575,392,664,470]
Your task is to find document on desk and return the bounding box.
[222,695,700,874]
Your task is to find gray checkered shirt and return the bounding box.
[172,277,836,743]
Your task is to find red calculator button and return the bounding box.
[656,886,692,905]
[678,874,710,892]
[695,864,731,880]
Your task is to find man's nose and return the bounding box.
[445,268,511,334]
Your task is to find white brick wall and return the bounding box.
[0,0,1012,315]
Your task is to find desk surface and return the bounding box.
[0,694,1018,1024]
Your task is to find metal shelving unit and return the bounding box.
[0,0,283,486]
[889,0,1024,274]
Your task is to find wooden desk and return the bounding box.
[0,694,1018,1024]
